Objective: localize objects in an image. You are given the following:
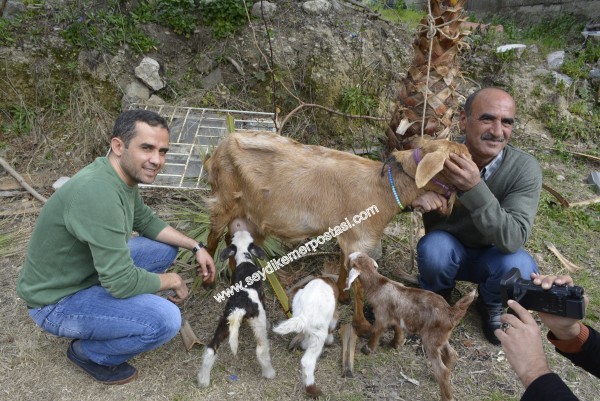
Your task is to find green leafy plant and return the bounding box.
[58,0,158,54]
[199,0,247,39]
[133,0,200,37]
[2,106,34,137]
[340,85,378,116]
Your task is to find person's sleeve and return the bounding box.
[65,185,161,298]
[521,373,579,401]
[132,189,168,239]
[458,155,542,253]
[550,324,600,379]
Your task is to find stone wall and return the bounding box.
[403,0,599,23]
[464,0,600,22]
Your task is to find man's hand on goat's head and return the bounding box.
[412,192,448,214]
[444,153,482,192]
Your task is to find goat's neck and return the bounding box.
[358,269,388,297]
[386,161,425,210]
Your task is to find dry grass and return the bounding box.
[2,206,600,401]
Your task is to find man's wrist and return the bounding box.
[191,242,205,255]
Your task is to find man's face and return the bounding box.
[460,89,516,167]
[116,122,169,186]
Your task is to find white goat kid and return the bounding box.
[273,276,339,399]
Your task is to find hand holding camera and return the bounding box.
[500,268,586,319]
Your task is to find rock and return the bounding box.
[586,172,600,193]
[147,95,166,105]
[125,80,151,101]
[52,176,71,190]
[496,44,526,58]
[195,54,216,75]
[201,68,223,90]
[2,1,26,19]
[547,50,565,71]
[551,71,573,88]
[302,0,332,15]
[134,57,165,91]
[251,1,277,18]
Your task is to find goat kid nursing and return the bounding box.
[203,130,471,337]
[198,230,276,388]
[345,252,475,401]
[273,276,339,399]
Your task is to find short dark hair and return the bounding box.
[463,87,512,117]
[112,109,169,147]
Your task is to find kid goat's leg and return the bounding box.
[248,314,276,379]
[198,317,229,387]
[300,329,328,398]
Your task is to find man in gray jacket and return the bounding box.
[412,87,542,345]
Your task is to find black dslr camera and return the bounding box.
[500,268,586,319]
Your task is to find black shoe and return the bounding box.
[67,340,138,385]
[475,298,503,346]
[434,287,454,304]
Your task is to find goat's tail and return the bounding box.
[228,308,246,355]
[272,316,306,335]
[450,289,477,325]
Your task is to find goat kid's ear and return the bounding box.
[219,245,237,261]
[344,268,360,291]
[415,150,446,188]
[248,243,266,260]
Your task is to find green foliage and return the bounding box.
[2,106,34,137]
[133,0,200,37]
[199,0,247,39]
[340,85,378,116]
[521,15,585,50]
[370,0,424,28]
[561,42,600,80]
[536,101,600,143]
[58,0,158,55]
[0,18,17,46]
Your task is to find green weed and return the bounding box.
[199,0,247,39]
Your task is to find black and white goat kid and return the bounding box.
[197,230,276,387]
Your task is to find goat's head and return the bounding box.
[344,252,378,291]
[219,230,266,265]
[391,137,471,213]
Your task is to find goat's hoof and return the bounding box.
[262,368,276,379]
[361,344,372,355]
[305,384,323,399]
[342,368,354,378]
[197,375,210,388]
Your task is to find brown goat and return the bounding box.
[345,252,476,401]
[203,130,470,336]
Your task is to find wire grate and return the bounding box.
[128,104,277,190]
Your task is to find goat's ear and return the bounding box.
[344,268,360,291]
[219,245,237,261]
[248,243,266,260]
[415,150,446,188]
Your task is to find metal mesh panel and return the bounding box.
[128,104,276,190]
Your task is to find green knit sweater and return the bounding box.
[423,144,542,253]
[17,157,167,308]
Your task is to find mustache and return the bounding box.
[482,133,505,142]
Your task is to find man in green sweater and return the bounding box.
[16,109,215,384]
[412,87,542,345]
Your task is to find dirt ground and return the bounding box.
[1,185,599,401]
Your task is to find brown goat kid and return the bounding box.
[203,130,471,336]
[345,252,476,401]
